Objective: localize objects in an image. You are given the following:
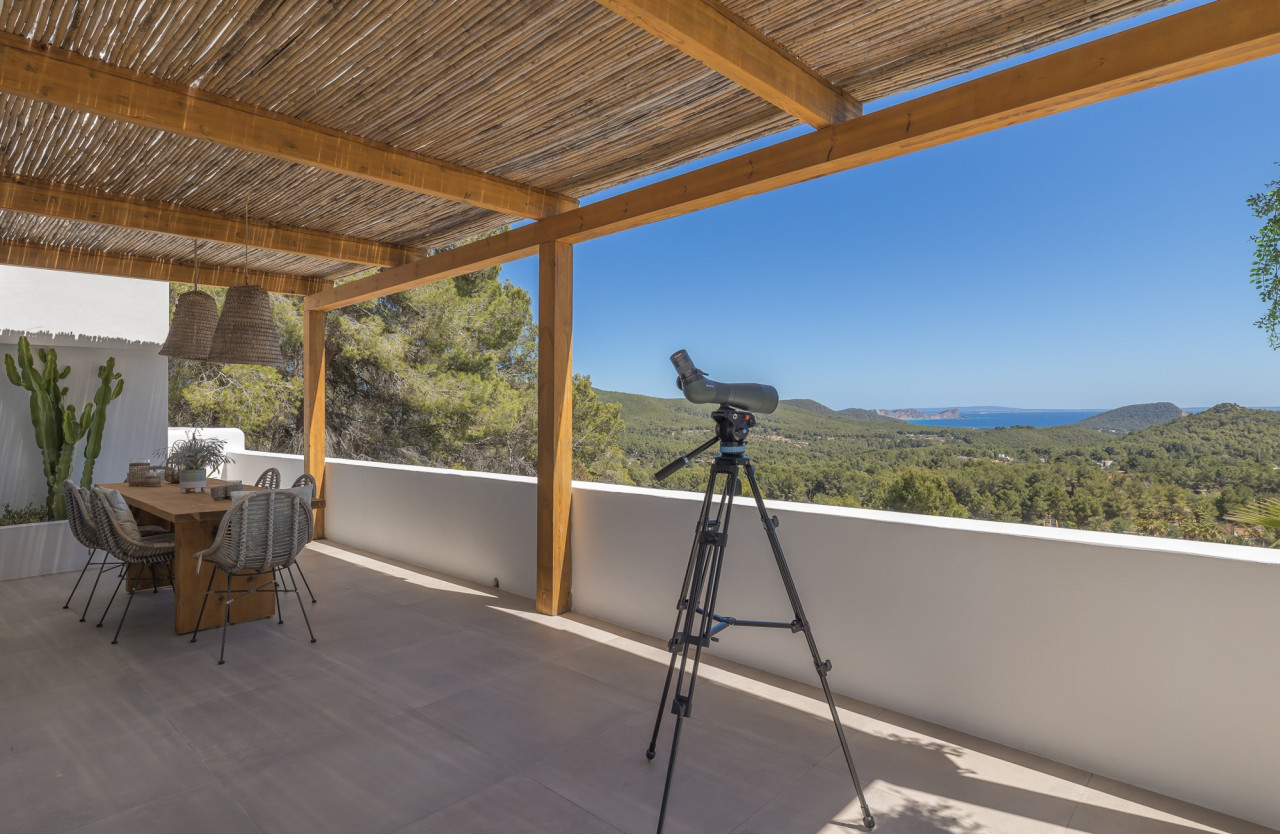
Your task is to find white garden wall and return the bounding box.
[1,267,169,512]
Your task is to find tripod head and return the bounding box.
[655,406,758,481]
[712,406,755,447]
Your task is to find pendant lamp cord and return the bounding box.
[243,198,250,287]
[192,238,200,292]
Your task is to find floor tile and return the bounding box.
[337,628,544,709]
[0,671,166,755]
[415,663,651,770]
[164,664,408,764]
[63,782,261,834]
[394,775,623,833]
[529,711,814,834]
[213,712,513,834]
[0,720,213,834]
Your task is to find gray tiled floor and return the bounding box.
[1,541,1272,834]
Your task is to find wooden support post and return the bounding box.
[303,309,327,539]
[537,241,573,615]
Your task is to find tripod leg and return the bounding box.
[647,468,721,759]
[742,462,876,830]
[653,467,735,834]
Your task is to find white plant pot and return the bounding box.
[179,468,207,493]
[0,520,86,581]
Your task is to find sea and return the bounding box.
[904,410,1103,429]
[901,405,1235,429]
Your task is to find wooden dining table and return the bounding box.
[100,479,274,634]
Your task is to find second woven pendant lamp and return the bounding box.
[159,241,219,360]
[207,204,284,367]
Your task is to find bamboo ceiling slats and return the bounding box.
[0,0,1194,286]
[0,97,495,250]
[0,1,784,198]
[725,0,1180,102]
[0,211,352,278]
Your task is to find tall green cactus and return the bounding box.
[3,336,124,520]
[80,358,123,490]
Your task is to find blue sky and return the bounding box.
[503,5,1280,410]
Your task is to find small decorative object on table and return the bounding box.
[127,460,167,487]
[126,460,152,487]
[210,481,243,500]
[165,431,235,494]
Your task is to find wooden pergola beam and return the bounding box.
[0,32,577,220]
[536,241,574,615]
[594,0,860,127]
[0,175,420,268]
[303,309,327,538]
[0,238,326,295]
[307,0,1280,312]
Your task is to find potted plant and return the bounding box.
[167,431,234,493]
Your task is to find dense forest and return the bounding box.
[598,391,1280,547]
[168,264,630,482]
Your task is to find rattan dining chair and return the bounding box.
[255,467,281,489]
[190,490,315,665]
[289,472,318,603]
[63,480,168,622]
[87,487,176,644]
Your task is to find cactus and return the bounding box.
[4,338,66,518]
[80,358,123,490]
[3,336,124,520]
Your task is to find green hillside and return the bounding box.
[1073,402,1184,434]
[595,390,1280,546]
[784,399,896,422]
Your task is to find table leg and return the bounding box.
[126,509,173,592]
[172,518,275,634]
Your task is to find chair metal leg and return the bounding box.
[191,568,217,643]
[288,566,317,643]
[149,563,159,593]
[294,559,317,604]
[111,571,139,644]
[218,571,232,665]
[64,548,96,609]
[96,569,126,628]
[80,557,112,622]
[273,569,284,624]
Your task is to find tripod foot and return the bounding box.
[864,815,875,830]
[645,746,656,760]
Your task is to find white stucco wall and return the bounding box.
[1,267,169,510]
[214,450,1280,828]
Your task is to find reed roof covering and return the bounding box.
[0,0,1179,286]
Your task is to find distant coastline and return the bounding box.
[876,408,962,421]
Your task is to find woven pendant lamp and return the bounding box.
[207,204,284,367]
[159,241,219,360]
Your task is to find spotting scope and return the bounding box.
[671,349,779,414]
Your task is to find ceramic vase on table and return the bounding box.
[179,468,207,493]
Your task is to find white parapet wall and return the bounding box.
[209,448,1279,829]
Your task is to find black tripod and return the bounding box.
[646,406,875,832]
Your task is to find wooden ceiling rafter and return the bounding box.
[0,175,420,269]
[0,31,577,220]
[593,0,861,127]
[307,0,1280,312]
[0,238,327,296]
